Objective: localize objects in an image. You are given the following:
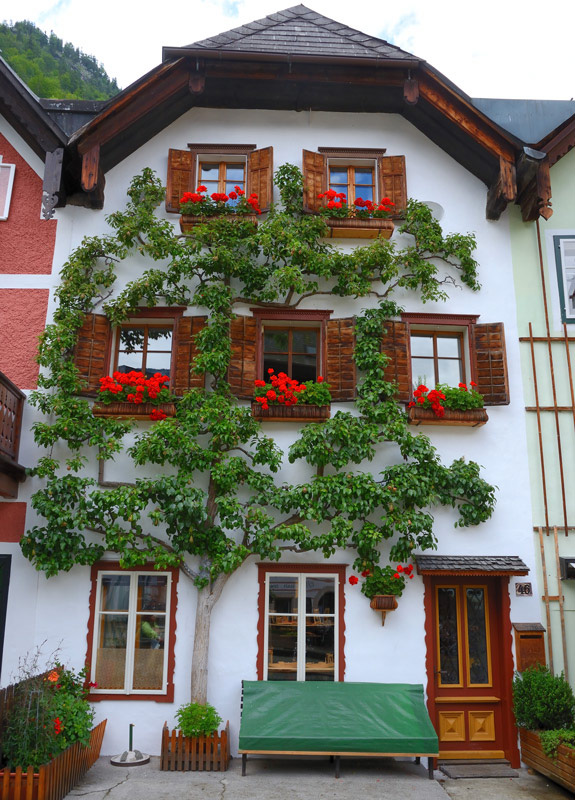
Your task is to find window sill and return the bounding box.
[251,402,330,422]
[180,214,259,233]
[407,407,488,427]
[92,402,177,419]
[322,218,394,239]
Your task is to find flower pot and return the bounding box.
[180,214,259,233]
[251,402,330,422]
[407,406,488,427]
[369,595,399,626]
[92,402,176,419]
[161,722,230,771]
[519,729,575,793]
[324,218,394,239]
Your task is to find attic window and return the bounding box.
[0,158,16,221]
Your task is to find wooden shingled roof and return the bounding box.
[184,4,418,62]
[56,5,550,222]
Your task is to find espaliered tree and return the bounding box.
[23,166,495,703]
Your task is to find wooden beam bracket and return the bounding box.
[517,147,553,222]
[42,147,64,219]
[486,156,517,220]
[403,77,419,105]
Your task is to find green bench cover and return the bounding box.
[239,681,439,754]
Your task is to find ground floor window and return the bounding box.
[257,564,346,682]
[87,564,177,700]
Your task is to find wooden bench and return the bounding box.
[238,680,439,779]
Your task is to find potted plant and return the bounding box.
[349,564,413,625]
[179,185,262,232]
[161,701,230,772]
[1,663,106,800]
[406,382,488,427]
[513,665,575,792]
[252,370,331,421]
[92,371,176,420]
[316,189,395,239]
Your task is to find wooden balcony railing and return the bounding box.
[0,372,26,498]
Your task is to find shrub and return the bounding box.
[513,665,575,730]
[3,662,95,768]
[175,702,222,737]
[540,729,575,760]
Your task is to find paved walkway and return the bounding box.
[67,756,573,800]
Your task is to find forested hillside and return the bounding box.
[0,20,120,99]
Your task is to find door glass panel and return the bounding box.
[466,588,490,684]
[269,576,298,613]
[305,618,334,681]
[437,587,460,685]
[267,618,298,680]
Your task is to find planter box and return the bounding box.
[369,595,398,626]
[519,728,575,793]
[92,402,176,419]
[0,720,106,800]
[407,406,488,427]
[251,402,330,422]
[324,218,394,239]
[160,722,230,771]
[180,214,258,233]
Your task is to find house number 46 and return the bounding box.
[515,582,533,596]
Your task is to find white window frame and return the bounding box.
[0,158,16,221]
[554,235,575,323]
[263,571,339,682]
[90,570,172,695]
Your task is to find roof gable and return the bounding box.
[188,4,417,61]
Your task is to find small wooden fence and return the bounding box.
[161,722,230,771]
[0,719,106,800]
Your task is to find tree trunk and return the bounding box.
[190,574,230,704]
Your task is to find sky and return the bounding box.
[2,0,575,101]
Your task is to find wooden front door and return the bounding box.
[424,576,519,766]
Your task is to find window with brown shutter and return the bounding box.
[381,313,510,407]
[166,145,273,213]
[302,148,407,217]
[229,311,356,402]
[73,309,207,397]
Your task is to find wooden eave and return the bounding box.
[537,114,575,168]
[66,52,531,219]
[0,64,66,160]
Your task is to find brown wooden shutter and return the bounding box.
[248,147,273,212]
[166,149,196,213]
[381,320,411,402]
[302,150,326,212]
[471,322,510,405]
[73,313,112,396]
[378,155,407,218]
[173,316,207,396]
[325,318,356,401]
[228,316,257,398]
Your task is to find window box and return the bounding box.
[160,722,230,772]
[92,402,177,419]
[251,402,330,422]
[0,721,106,800]
[323,217,394,239]
[519,729,575,793]
[179,213,259,233]
[407,406,488,427]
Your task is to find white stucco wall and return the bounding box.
[2,107,542,756]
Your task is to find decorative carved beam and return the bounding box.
[81,144,100,193]
[517,147,553,222]
[42,148,64,220]
[403,77,419,105]
[486,156,517,221]
[189,72,205,94]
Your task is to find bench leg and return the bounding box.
[242,754,247,776]
[335,756,340,779]
[415,756,420,764]
[428,758,434,780]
